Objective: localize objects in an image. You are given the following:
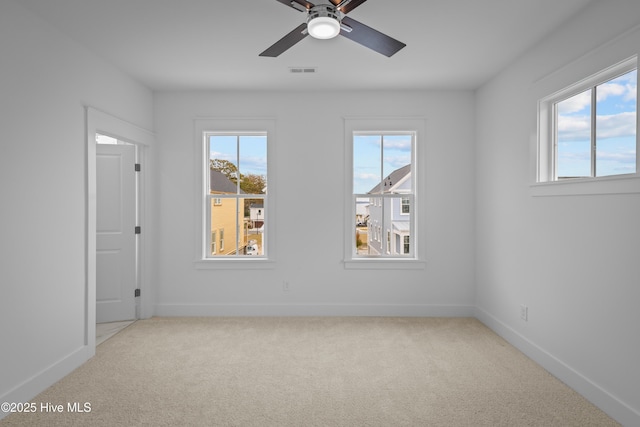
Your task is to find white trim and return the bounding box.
[155,303,473,317]
[344,117,426,266]
[536,57,637,184]
[476,307,640,427]
[530,24,640,196]
[530,174,640,196]
[343,259,426,270]
[0,346,90,420]
[86,106,155,350]
[194,259,276,270]
[194,117,277,268]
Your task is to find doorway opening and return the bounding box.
[96,134,139,324]
[86,107,154,354]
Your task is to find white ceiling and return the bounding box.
[19,0,594,92]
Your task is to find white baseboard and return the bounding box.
[154,303,476,318]
[475,307,640,427]
[0,345,91,421]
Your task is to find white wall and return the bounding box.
[0,0,153,411]
[475,1,640,425]
[8,0,636,423]
[153,90,476,316]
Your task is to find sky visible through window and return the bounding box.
[353,134,412,194]
[209,135,267,180]
[556,69,637,177]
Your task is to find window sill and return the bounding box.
[194,259,276,270]
[343,259,426,270]
[530,174,640,197]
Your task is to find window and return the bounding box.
[204,132,267,258]
[538,57,638,182]
[344,117,425,268]
[401,197,410,214]
[351,131,415,258]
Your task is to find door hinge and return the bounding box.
[135,226,141,234]
[135,163,141,172]
[135,288,141,297]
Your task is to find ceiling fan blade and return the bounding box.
[259,23,309,57]
[340,16,406,57]
[275,0,314,12]
[331,0,368,15]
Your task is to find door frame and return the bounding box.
[86,107,154,354]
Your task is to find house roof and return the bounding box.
[393,221,411,233]
[210,170,242,194]
[368,164,411,194]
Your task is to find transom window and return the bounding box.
[539,57,638,182]
[351,132,415,258]
[204,132,267,258]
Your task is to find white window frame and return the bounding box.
[194,118,276,269]
[401,196,410,215]
[532,50,640,197]
[343,117,426,270]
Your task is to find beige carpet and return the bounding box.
[1,317,618,426]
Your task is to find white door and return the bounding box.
[96,143,136,323]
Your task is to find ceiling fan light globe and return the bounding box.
[308,17,340,39]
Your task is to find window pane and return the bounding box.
[352,132,414,258]
[556,89,592,178]
[355,197,369,255]
[361,195,411,256]
[239,135,268,194]
[207,132,268,258]
[382,135,412,192]
[210,135,239,192]
[245,198,265,256]
[595,69,637,177]
[354,134,382,194]
[210,198,239,256]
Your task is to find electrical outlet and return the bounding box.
[283,281,290,292]
[520,304,528,321]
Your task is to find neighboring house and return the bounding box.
[210,169,247,255]
[355,199,369,226]
[367,164,411,256]
[249,203,265,229]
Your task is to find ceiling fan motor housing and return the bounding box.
[307,4,342,39]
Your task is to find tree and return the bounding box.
[211,159,266,195]
[240,174,266,195]
[210,159,239,182]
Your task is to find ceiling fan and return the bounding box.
[260,0,406,58]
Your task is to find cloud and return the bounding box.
[385,155,412,170]
[239,156,267,175]
[354,171,380,181]
[558,111,636,141]
[556,72,636,114]
[384,139,412,151]
[557,114,590,141]
[596,81,627,102]
[557,90,591,114]
[596,150,637,164]
[596,112,636,139]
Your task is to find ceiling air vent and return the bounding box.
[289,67,317,74]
